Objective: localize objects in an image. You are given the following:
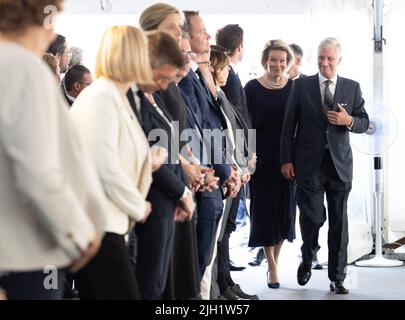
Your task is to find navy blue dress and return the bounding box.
[245,79,295,247]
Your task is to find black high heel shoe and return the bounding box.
[267,271,280,289]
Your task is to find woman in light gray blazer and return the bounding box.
[0,0,108,300]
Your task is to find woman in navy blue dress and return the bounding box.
[245,40,295,288]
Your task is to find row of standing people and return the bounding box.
[0,0,369,299]
[0,0,252,300]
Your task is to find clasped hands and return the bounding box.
[173,191,196,222]
[224,166,243,199]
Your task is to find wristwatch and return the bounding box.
[347,116,354,131]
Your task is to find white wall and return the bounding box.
[62,0,369,15]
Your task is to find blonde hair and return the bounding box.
[261,39,294,70]
[42,53,59,75]
[95,25,153,84]
[139,2,184,31]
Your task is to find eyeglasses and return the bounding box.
[156,75,174,85]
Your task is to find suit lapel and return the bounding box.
[333,76,346,112]
[118,92,141,150]
[308,75,325,120]
[191,69,218,111]
[190,69,205,94]
[181,89,204,134]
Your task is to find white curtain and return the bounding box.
[384,0,405,240]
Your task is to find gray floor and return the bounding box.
[229,225,405,300]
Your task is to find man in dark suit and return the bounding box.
[63,64,92,107]
[179,12,236,291]
[280,37,369,294]
[289,43,324,271]
[126,31,196,299]
[215,25,255,272]
[288,43,307,80]
[216,24,251,127]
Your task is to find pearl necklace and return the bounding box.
[262,73,287,89]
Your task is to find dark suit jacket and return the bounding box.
[157,83,187,135]
[179,69,231,185]
[221,66,252,128]
[178,82,209,164]
[63,92,74,107]
[299,73,307,79]
[280,74,369,182]
[127,89,186,218]
[217,89,250,170]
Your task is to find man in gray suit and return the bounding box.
[289,43,324,271]
[280,37,369,294]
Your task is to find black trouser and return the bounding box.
[297,149,351,281]
[0,268,65,300]
[75,232,140,300]
[135,215,174,300]
[217,189,243,292]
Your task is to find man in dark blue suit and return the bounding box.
[280,37,369,294]
[126,31,196,300]
[178,12,237,291]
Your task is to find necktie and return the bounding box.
[324,80,334,112]
[195,68,211,97]
[195,68,203,82]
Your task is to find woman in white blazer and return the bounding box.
[70,25,157,300]
[0,0,108,300]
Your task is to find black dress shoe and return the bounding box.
[229,264,246,271]
[297,262,312,286]
[220,287,242,300]
[330,281,349,294]
[230,284,259,300]
[311,259,323,270]
[248,248,265,267]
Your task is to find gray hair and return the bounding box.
[68,46,83,68]
[318,37,341,56]
[182,30,190,40]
